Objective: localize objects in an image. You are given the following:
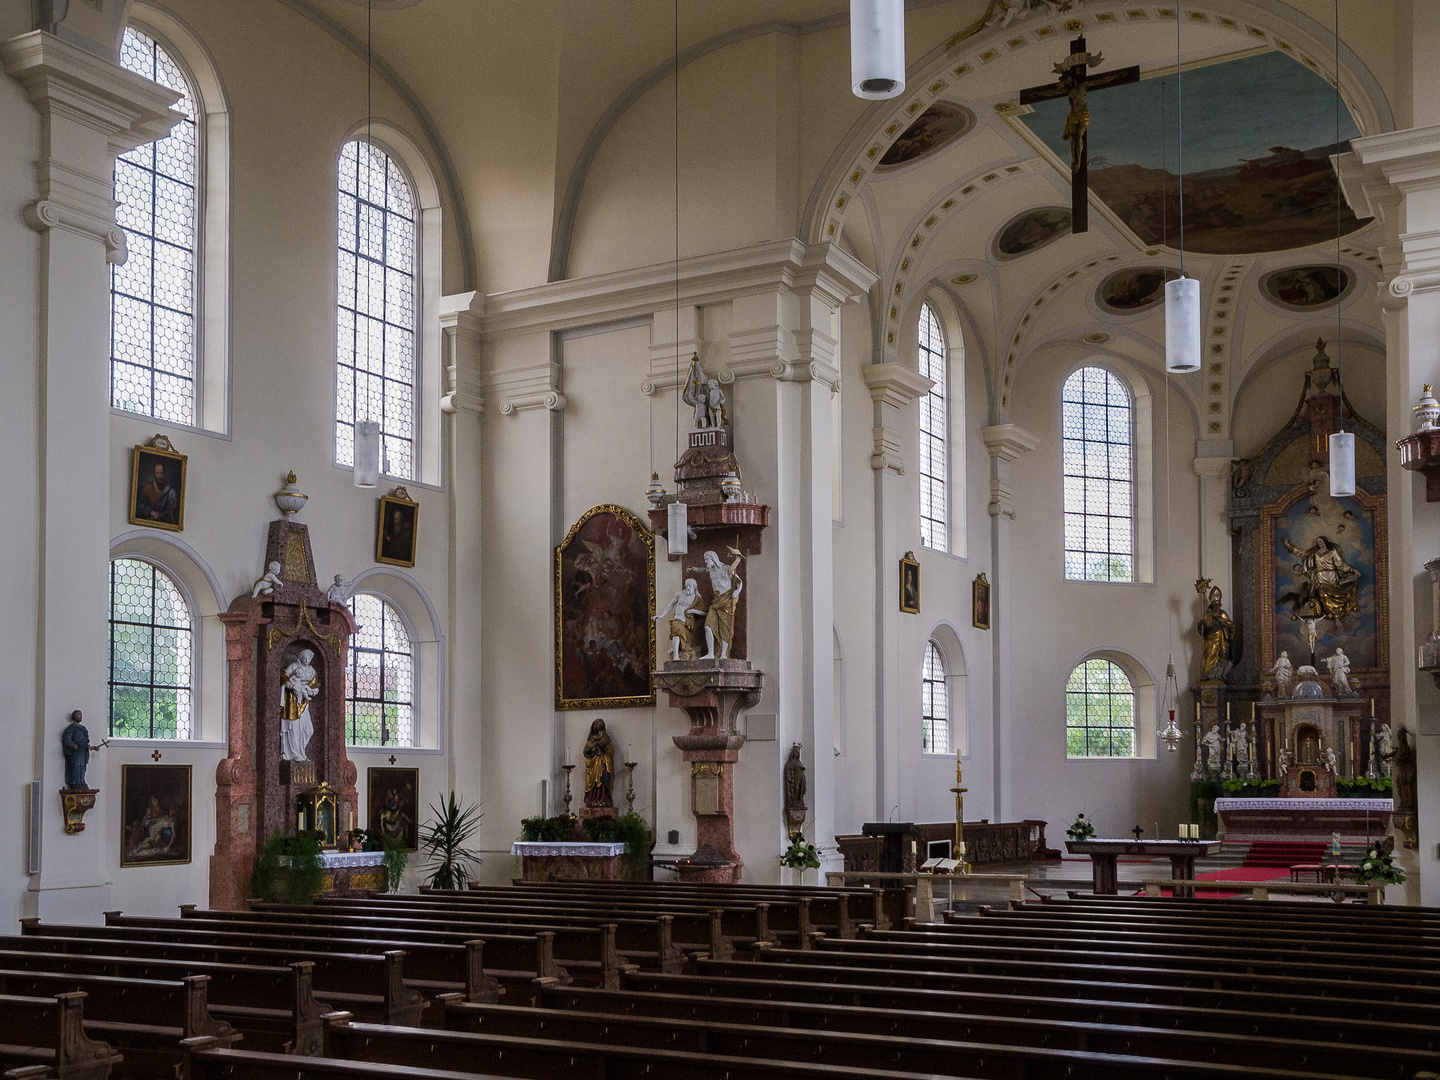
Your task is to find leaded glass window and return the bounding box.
[1062,366,1134,581]
[336,140,416,480]
[1065,658,1135,758]
[108,559,193,739]
[918,304,948,551]
[921,640,949,754]
[112,27,198,425]
[344,594,414,746]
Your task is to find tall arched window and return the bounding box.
[112,27,199,425]
[1062,366,1134,582]
[917,303,948,550]
[345,594,414,747]
[1065,657,1135,758]
[921,639,949,754]
[109,558,194,739]
[337,140,417,481]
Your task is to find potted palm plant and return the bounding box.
[420,792,483,890]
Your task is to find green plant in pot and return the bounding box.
[1065,813,1097,842]
[420,792,482,890]
[249,831,325,904]
[779,831,821,878]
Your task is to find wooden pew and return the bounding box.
[684,959,1440,1028]
[546,981,1440,1057]
[0,940,326,1054]
[0,968,238,1078]
[0,992,121,1080]
[160,909,606,989]
[740,945,1440,1004]
[439,996,1421,1080]
[20,922,426,1027]
[323,1013,974,1080]
[180,1036,509,1080]
[838,929,1440,982]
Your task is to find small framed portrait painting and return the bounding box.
[367,766,419,851]
[899,551,920,614]
[128,435,187,532]
[376,486,418,567]
[120,763,192,868]
[973,572,991,630]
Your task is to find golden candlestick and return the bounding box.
[950,751,969,873]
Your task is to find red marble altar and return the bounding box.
[209,517,359,910]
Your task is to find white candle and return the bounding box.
[1179,824,1186,839]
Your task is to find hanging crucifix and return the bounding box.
[1020,36,1139,233]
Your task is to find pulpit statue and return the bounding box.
[1197,587,1235,680]
[691,548,744,660]
[280,649,318,762]
[656,579,705,661]
[583,718,614,808]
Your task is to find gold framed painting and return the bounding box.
[555,504,656,710]
[128,435,187,531]
[899,551,920,614]
[367,766,419,851]
[120,763,192,867]
[973,572,991,630]
[376,486,418,567]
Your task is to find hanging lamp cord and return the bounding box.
[1334,0,1344,431]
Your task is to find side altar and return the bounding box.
[209,477,361,909]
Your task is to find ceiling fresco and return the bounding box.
[1020,50,1369,255]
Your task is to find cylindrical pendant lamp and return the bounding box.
[1329,431,1356,496]
[850,0,905,100]
[353,420,381,488]
[667,500,689,556]
[1164,276,1201,374]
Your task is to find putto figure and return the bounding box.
[252,561,284,598]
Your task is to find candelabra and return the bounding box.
[623,760,637,814]
[561,764,575,815]
[950,752,970,874]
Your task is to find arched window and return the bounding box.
[112,27,199,426]
[1062,366,1134,582]
[108,558,194,739]
[921,639,949,754]
[336,139,417,481]
[1065,657,1135,758]
[345,593,414,747]
[917,303,948,551]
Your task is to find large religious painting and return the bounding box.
[1018,51,1368,254]
[555,504,656,710]
[120,764,192,867]
[875,102,975,171]
[1260,485,1387,672]
[366,766,418,851]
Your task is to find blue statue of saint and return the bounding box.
[61,710,99,790]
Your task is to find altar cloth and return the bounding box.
[1214,798,1391,811]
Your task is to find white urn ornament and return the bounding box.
[1414,384,1440,432]
[273,471,309,518]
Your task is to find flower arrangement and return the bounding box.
[1065,813,1097,842]
[1354,841,1405,886]
[779,831,822,871]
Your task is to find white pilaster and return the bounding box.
[1192,440,1235,596]
[1339,122,1440,904]
[983,423,1040,821]
[2,29,180,920]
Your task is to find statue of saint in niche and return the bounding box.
[1197,586,1235,680]
[583,718,614,808]
[280,649,319,762]
[1283,534,1360,620]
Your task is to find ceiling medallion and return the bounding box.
[950,273,979,285]
[1084,332,1111,344]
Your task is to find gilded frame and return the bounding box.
[367,766,420,851]
[972,572,991,630]
[899,551,920,614]
[376,486,419,568]
[120,763,192,868]
[128,435,187,532]
[555,504,656,710]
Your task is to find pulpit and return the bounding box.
[209,511,359,909]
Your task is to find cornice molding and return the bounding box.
[438,291,485,415]
[485,361,565,416]
[982,423,1040,462]
[861,362,933,409]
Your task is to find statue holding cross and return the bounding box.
[1020,36,1139,233]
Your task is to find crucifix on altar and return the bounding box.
[1020,36,1139,233]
